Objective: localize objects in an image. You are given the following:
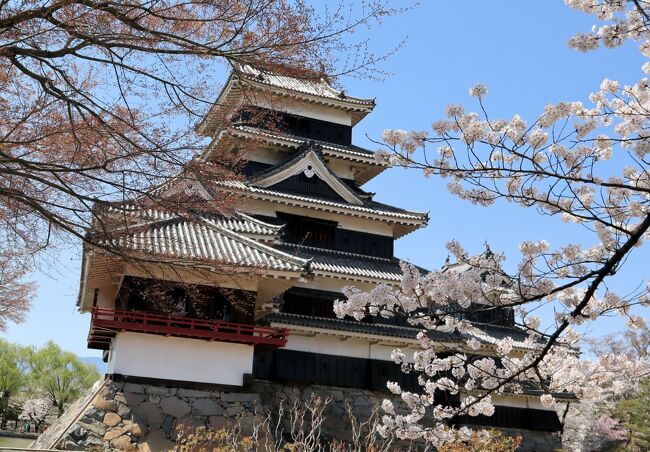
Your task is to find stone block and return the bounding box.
[221,392,260,403]
[69,426,88,441]
[145,385,170,396]
[103,412,122,427]
[225,405,245,417]
[160,396,191,418]
[149,394,161,404]
[59,439,77,450]
[117,391,145,406]
[103,426,126,441]
[76,420,107,437]
[352,397,370,407]
[172,416,205,438]
[111,433,137,450]
[161,415,175,435]
[138,430,174,452]
[208,416,228,430]
[92,395,118,412]
[191,398,224,416]
[133,402,164,425]
[84,406,105,422]
[239,415,257,436]
[124,382,145,394]
[123,420,149,437]
[177,388,211,398]
[117,402,131,418]
[329,390,344,402]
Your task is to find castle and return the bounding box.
[37,65,565,450]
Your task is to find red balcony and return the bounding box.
[87,307,289,350]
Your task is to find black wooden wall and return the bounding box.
[253,349,562,432]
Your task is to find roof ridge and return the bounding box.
[233,63,375,105]
[216,181,429,222]
[233,212,283,231]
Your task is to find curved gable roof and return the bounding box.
[251,143,364,206]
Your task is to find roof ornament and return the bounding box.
[483,241,493,258]
[303,164,315,178]
[338,90,347,99]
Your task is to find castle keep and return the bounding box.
[37,65,564,450]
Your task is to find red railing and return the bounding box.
[87,307,289,350]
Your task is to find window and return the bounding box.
[234,106,352,146]
[278,213,337,247]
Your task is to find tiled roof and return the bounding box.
[276,243,408,281]
[264,312,455,341]
[217,180,429,224]
[267,312,539,352]
[234,64,375,107]
[108,216,307,273]
[104,206,281,238]
[229,125,383,164]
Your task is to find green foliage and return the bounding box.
[609,378,650,451]
[0,339,28,427]
[26,341,100,416]
[0,339,100,425]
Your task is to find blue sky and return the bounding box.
[5,1,649,356]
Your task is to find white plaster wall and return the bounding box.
[96,286,117,309]
[285,334,417,362]
[251,97,353,125]
[248,148,288,166]
[491,394,549,411]
[326,160,363,181]
[107,332,254,386]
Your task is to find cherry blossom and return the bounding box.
[335,0,650,447]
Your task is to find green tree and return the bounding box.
[27,342,99,417]
[610,378,650,451]
[0,340,28,428]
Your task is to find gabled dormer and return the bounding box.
[250,144,364,205]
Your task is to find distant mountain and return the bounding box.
[78,356,106,375]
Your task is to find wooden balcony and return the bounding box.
[87,307,289,350]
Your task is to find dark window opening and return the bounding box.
[234,106,352,146]
[273,213,394,257]
[280,287,407,325]
[281,288,338,318]
[277,213,337,248]
[335,229,393,258]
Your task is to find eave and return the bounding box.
[215,180,429,234]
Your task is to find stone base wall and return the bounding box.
[39,377,559,451]
[49,379,263,451]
